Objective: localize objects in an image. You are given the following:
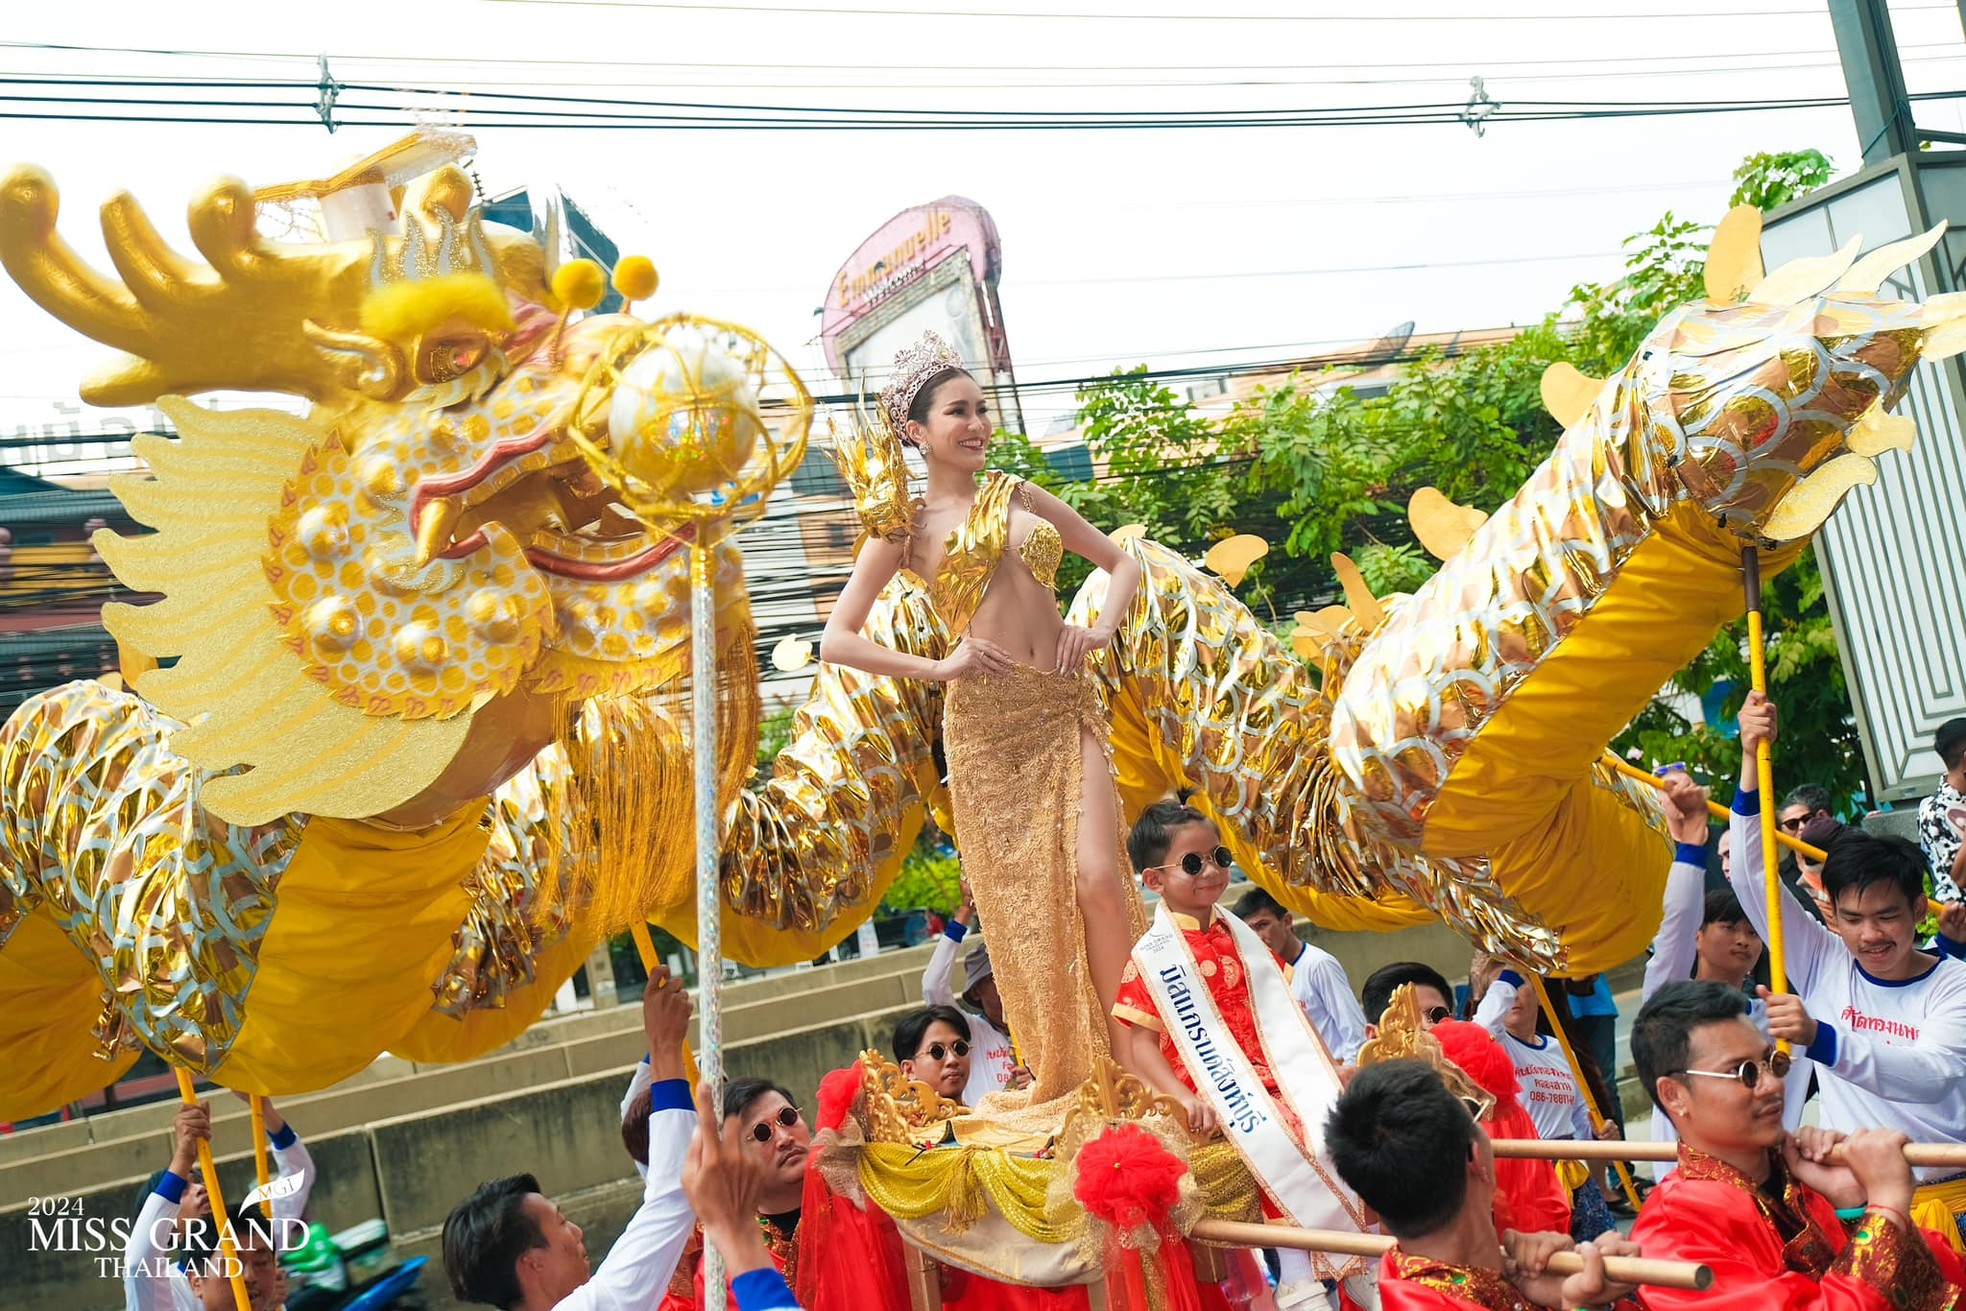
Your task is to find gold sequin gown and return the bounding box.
[918,473,1148,1106]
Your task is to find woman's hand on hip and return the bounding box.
[935,637,1014,681]
[1055,623,1112,673]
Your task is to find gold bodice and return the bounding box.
[919,471,1058,638]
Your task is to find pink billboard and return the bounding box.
[818,196,1010,389]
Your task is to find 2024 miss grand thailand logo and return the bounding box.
[26,1173,309,1280]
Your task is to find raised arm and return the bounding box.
[258,1098,315,1224]
[125,1101,206,1311]
[580,966,699,1311]
[922,890,974,1009]
[1644,773,1713,999]
[1725,693,1836,997]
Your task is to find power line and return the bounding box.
[470,0,1950,21]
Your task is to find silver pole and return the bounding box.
[691,525,728,1311]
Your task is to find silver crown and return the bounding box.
[877,331,967,440]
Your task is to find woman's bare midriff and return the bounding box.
[910,506,1067,670]
[967,571,1067,670]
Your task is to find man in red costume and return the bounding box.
[1630,979,1966,1308]
[1325,1059,1640,1310]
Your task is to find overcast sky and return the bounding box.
[1,0,1962,445]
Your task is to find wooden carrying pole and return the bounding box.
[1601,751,1948,917]
[1490,1137,1966,1169]
[1740,547,1790,1054]
[1189,1219,1712,1292]
[1523,975,1643,1213]
[248,1094,271,1219]
[171,1070,254,1311]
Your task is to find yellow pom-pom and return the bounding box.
[359,272,515,343]
[552,258,607,312]
[613,255,659,304]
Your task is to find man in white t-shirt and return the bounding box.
[124,1094,318,1311]
[1730,691,1966,1244]
[443,966,714,1311]
[920,888,1026,1103]
[1235,888,1369,1064]
[1639,769,1812,1179]
[1473,959,1622,1240]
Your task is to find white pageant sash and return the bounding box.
[1133,904,1369,1276]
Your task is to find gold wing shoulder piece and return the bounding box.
[832,389,918,544]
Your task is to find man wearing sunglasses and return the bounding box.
[1726,691,1966,1248]
[1631,979,1965,1309]
[893,1006,974,1105]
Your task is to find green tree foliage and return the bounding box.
[882,829,964,913]
[1729,149,1835,213]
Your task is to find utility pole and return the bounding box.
[1828,0,1919,165]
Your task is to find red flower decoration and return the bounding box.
[814,1067,861,1134]
[1073,1123,1188,1231]
[1431,1019,1522,1113]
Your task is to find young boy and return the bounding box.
[1114,799,1376,1311]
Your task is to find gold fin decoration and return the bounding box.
[1747,235,1863,306]
[1703,204,1765,304]
[1408,487,1490,562]
[772,635,814,671]
[1761,452,1878,542]
[1203,534,1269,587]
[1112,523,1147,544]
[1837,224,1947,295]
[1918,291,1966,362]
[1290,605,1355,660]
[1330,553,1384,631]
[1847,407,1916,457]
[94,398,472,825]
[1538,362,1602,429]
[1355,984,1496,1121]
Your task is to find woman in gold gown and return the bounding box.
[820,332,1146,1105]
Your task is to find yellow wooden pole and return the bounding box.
[247,1095,271,1220]
[1741,548,1790,1056]
[1525,975,1643,1213]
[630,922,699,1085]
[1599,752,1830,862]
[172,1070,253,1311]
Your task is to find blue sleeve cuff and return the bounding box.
[1732,787,1760,818]
[1497,968,1526,989]
[1805,1021,1838,1067]
[943,919,968,943]
[154,1171,188,1204]
[648,1078,695,1114]
[1674,841,1708,866]
[733,1267,799,1311]
[1939,935,1966,961]
[268,1124,298,1150]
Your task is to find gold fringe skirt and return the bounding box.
[943,662,1146,1106]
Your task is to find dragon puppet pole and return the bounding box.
[1523,975,1643,1213]
[249,1095,271,1219]
[171,1069,254,1311]
[1742,546,1790,1056]
[691,524,728,1311]
[629,923,701,1086]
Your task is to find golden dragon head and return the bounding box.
[0,161,758,826]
